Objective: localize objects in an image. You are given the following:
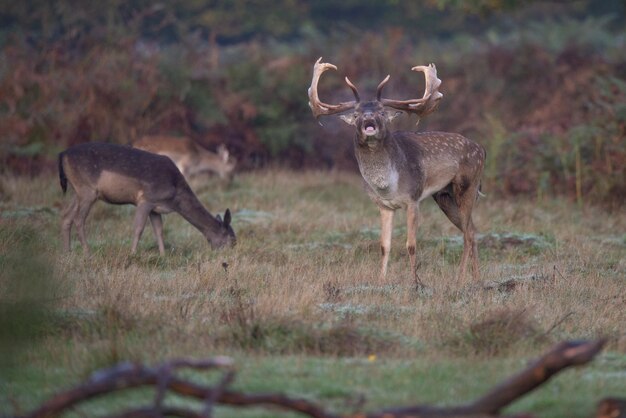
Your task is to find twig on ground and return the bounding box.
[536,311,575,340]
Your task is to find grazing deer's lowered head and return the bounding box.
[308,58,486,284]
[58,142,236,255]
[133,136,237,184]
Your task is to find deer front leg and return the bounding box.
[131,203,152,254]
[379,207,394,280]
[406,202,424,287]
[149,212,165,256]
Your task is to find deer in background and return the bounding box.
[58,142,235,255]
[133,136,237,184]
[308,58,485,284]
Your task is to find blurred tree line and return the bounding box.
[0,0,624,207]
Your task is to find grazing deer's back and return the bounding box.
[62,143,184,199]
[64,142,179,176]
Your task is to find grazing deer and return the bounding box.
[58,142,236,255]
[308,58,485,284]
[133,136,237,183]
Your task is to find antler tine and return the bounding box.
[380,63,443,121]
[308,57,359,119]
[376,75,391,101]
[344,76,360,102]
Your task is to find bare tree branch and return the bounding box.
[18,340,608,418]
[596,398,626,418]
[106,406,204,418]
[22,361,336,418]
[465,339,606,414]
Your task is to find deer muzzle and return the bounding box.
[362,116,379,137]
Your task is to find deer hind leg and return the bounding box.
[61,196,79,252]
[149,212,165,256]
[454,178,480,281]
[406,202,423,286]
[74,191,97,255]
[131,203,153,254]
[432,185,479,281]
[379,207,394,280]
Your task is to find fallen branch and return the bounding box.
[18,340,607,418]
[536,311,575,340]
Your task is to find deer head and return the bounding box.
[308,57,443,145]
[213,209,235,249]
[216,144,237,182]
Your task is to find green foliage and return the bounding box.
[431,0,533,15]
[0,0,625,205]
[521,16,622,53]
[0,223,55,371]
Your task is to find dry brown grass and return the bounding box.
[1,169,625,375]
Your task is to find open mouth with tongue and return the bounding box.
[363,121,378,136]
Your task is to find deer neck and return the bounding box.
[187,156,217,177]
[173,185,221,238]
[353,134,397,192]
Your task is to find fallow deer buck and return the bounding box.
[133,136,237,184]
[308,58,486,284]
[58,142,236,255]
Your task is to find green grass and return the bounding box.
[1,170,625,417]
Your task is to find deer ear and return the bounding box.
[223,209,231,227]
[216,214,223,223]
[386,110,402,122]
[339,113,357,126]
[217,145,229,162]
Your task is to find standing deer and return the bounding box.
[58,142,236,255]
[308,58,485,284]
[133,136,237,184]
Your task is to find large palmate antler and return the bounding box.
[379,63,443,119]
[308,57,360,119]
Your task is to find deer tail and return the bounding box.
[58,152,67,194]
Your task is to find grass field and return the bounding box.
[1,169,625,417]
